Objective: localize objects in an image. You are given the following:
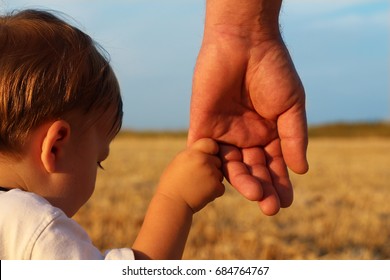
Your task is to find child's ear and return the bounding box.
[41,120,71,173]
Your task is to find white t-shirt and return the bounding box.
[0,189,134,260]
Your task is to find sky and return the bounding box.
[1,0,389,130]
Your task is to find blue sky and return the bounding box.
[2,0,389,130]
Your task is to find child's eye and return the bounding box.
[97,162,104,170]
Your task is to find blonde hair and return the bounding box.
[0,9,123,155]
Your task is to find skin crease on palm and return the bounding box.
[188,2,309,216]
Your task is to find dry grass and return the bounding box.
[73,135,390,259]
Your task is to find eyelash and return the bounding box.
[97,162,104,170]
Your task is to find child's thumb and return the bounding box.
[191,138,219,155]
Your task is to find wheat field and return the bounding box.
[73,135,390,259]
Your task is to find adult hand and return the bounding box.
[188,31,308,216]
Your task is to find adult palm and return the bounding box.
[188,35,308,215]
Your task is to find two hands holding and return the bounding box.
[133,0,308,259]
[133,36,308,259]
[176,0,309,217]
[184,33,309,217]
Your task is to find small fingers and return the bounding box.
[214,180,226,198]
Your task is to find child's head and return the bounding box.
[0,9,123,216]
[0,9,123,157]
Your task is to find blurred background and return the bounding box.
[2,0,389,130]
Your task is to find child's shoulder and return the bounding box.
[0,188,65,223]
[0,189,71,259]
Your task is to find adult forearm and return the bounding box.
[204,0,282,39]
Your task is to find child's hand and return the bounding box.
[157,138,225,213]
[133,138,225,259]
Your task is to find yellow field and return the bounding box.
[73,136,390,259]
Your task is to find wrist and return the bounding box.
[154,190,195,215]
[203,0,282,44]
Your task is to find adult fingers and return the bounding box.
[219,144,263,201]
[278,102,309,175]
[241,147,281,215]
[263,139,294,208]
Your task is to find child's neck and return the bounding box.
[0,156,28,192]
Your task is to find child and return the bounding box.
[0,9,225,260]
